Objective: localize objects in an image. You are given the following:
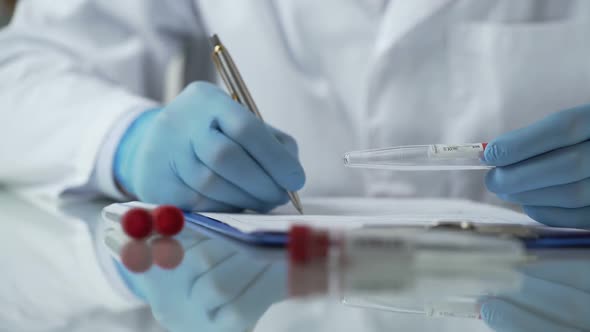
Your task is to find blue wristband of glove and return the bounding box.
[114,109,162,197]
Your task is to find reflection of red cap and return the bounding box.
[287,225,335,297]
[288,260,328,297]
[288,261,328,297]
[121,240,152,273]
[152,237,184,269]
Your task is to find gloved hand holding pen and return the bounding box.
[114,82,305,212]
[485,105,590,228]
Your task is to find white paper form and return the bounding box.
[199,198,539,234]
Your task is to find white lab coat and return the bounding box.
[2,1,590,331]
[3,0,590,203]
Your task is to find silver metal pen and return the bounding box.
[210,34,304,214]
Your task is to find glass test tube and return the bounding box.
[343,143,493,170]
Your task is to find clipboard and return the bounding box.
[186,213,590,249]
[102,202,590,249]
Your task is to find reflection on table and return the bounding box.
[105,213,590,332]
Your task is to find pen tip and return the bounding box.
[294,199,304,214]
[210,34,221,46]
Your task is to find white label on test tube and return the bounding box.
[428,143,485,159]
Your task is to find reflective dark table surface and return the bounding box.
[2,189,589,332]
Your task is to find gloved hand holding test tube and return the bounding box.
[344,143,491,170]
[344,105,590,228]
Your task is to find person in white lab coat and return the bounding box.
[2,1,590,227]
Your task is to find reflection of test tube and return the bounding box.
[120,237,185,272]
[344,143,492,170]
[342,295,486,319]
[288,225,415,296]
[105,227,186,273]
[289,224,526,267]
[288,225,524,318]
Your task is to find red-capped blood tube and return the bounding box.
[122,208,153,239]
[153,205,185,236]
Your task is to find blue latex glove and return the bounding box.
[481,260,590,332]
[114,82,305,212]
[485,105,590,228]
[117,234,286,332]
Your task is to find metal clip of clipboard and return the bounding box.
[406,220,590,248]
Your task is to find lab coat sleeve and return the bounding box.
[0,0,203,200]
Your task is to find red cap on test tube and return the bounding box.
[153,205,185,237]
[122,208,153,239]
[288,225,330,297]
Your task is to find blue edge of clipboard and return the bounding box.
[185,213,287,247]
[184,213,590,249]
